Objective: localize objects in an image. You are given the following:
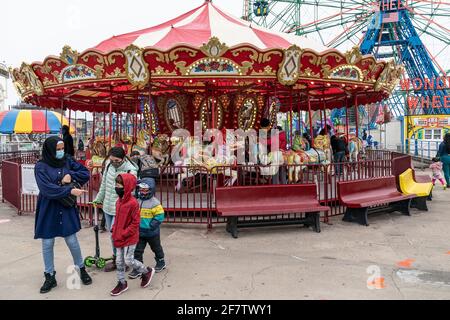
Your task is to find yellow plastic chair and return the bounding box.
[399,168,433,211]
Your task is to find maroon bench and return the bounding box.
[215,184,330,238]
[337,176,416,226]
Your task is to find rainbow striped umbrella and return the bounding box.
[0,110,74,134]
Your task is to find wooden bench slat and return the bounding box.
[215,184,329,238]
[338,176,415,226]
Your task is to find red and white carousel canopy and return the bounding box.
[94,1,327,52]
[11,0,402,113]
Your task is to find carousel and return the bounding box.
[10,0,402,204]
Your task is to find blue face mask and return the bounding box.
[56,150,65,159]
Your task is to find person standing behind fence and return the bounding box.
[93,147,138,272]
[62,125,75,157]
[331,135,347,175]
[437,133,450,188]
[34,136,92,294]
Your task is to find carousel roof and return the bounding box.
[11,0,403,117]
[95,0,327,53]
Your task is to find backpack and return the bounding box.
[138,155,160,179]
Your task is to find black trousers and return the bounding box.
[134,234,165,263]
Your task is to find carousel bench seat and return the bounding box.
[215,184,330,238]
[338,177,416,226]
[399,168,433,211]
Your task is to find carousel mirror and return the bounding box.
[165,98,184,131]
[201,98,223,130]
[239,98,257,130]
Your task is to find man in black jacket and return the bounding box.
[331,135,347,175]
[62,125,75,157]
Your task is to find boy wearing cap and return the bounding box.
[129,178,166,279]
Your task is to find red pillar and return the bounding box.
[345,98,349,140]
[308,96,314,146]
[289,90,293,147]
[323,98,328,135]
[354,95,359,138]
[109,89,113,149]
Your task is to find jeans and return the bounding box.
[441,155,450,186]
[333,151,346,175]
[272,165,287,185]
[42,233,84,274]
[104,212,117,256]
[134,235,165,264]
[116,245,148,283]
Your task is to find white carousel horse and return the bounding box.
[348,135,364,162]
[174,137,238,192]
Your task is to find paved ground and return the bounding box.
[0,171,449,300]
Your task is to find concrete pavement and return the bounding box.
[0,176,449,300]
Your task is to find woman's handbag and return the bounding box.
[57,181,82,207]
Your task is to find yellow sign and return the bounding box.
[404,115,450,140]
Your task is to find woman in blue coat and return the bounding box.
[34,136,92,293]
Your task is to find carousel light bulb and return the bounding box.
[342,84,346,87]
[327,83,331,86]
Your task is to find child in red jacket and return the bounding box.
[110,173,155,296]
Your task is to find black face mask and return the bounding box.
[112,161,124,169]
[115,187,125,198]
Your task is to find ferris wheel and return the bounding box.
[244,1,450,117]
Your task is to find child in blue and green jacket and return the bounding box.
[128,177,166,279]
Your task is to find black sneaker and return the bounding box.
[128,269,142,279]
[110,281,128,296]
[155,259,166,273]
[79,267,92,285]
[40,272,57,294]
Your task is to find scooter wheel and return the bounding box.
[96,258,106,269]
[84,257,95,268]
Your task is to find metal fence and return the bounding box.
[0,150,40,169]
[402,139,440,160]
[0,150,402,228]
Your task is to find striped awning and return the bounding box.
[0,110,74,134]
[94,0,327,52]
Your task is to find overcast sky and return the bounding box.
[1,0,239,106]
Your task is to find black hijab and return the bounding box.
[41,136,66,168]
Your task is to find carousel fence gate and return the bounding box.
[0,150,398,228]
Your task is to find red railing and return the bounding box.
[0,150,408,228]
[0,151,40,169]
[1,160,21,212]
